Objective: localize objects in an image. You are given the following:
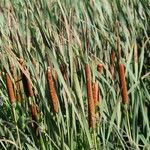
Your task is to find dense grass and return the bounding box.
[0,0,150,149]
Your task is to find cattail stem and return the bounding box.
[85,64,95,128]
[5,72,15,104]
[110,50,116,79]
[118,63,128,104]
[47,66,59,113]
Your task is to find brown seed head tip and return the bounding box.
[47,66,51,72]
[97,64,103,73]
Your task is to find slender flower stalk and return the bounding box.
[85,63,95,128]
[47,66,59,113]
[110,50,116,79]
[118,63,128,104]
[5,71,15,104]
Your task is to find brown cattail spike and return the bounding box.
[21,71,34,97]
[47,66,59,113]
[111,50,116,64]
[85,64,95,128]
[118,63,128,104]
[30,104,39,136]
[31,104,38,121]
[19,59,34,97]
[92,81,99,107]
[5,72,15,104]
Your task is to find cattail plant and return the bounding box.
[30,103,39,137]
[5,71,15,104]
[31,104,38,122]
[118,63,128,104]
[92,81,99,107]
[47,66,59,113]
[9,59,22,101]
[85,63,95,128]
[19,59,34,98]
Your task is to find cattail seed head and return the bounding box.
[92,81,99,107]
[22,71,34,97]
[19,59,34,97]
[47,66,59,113]
[111,50,116,64]
[5,72,15,104]
[31,104,38,121]
[85,64,95,128]
[118,63,128,104]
